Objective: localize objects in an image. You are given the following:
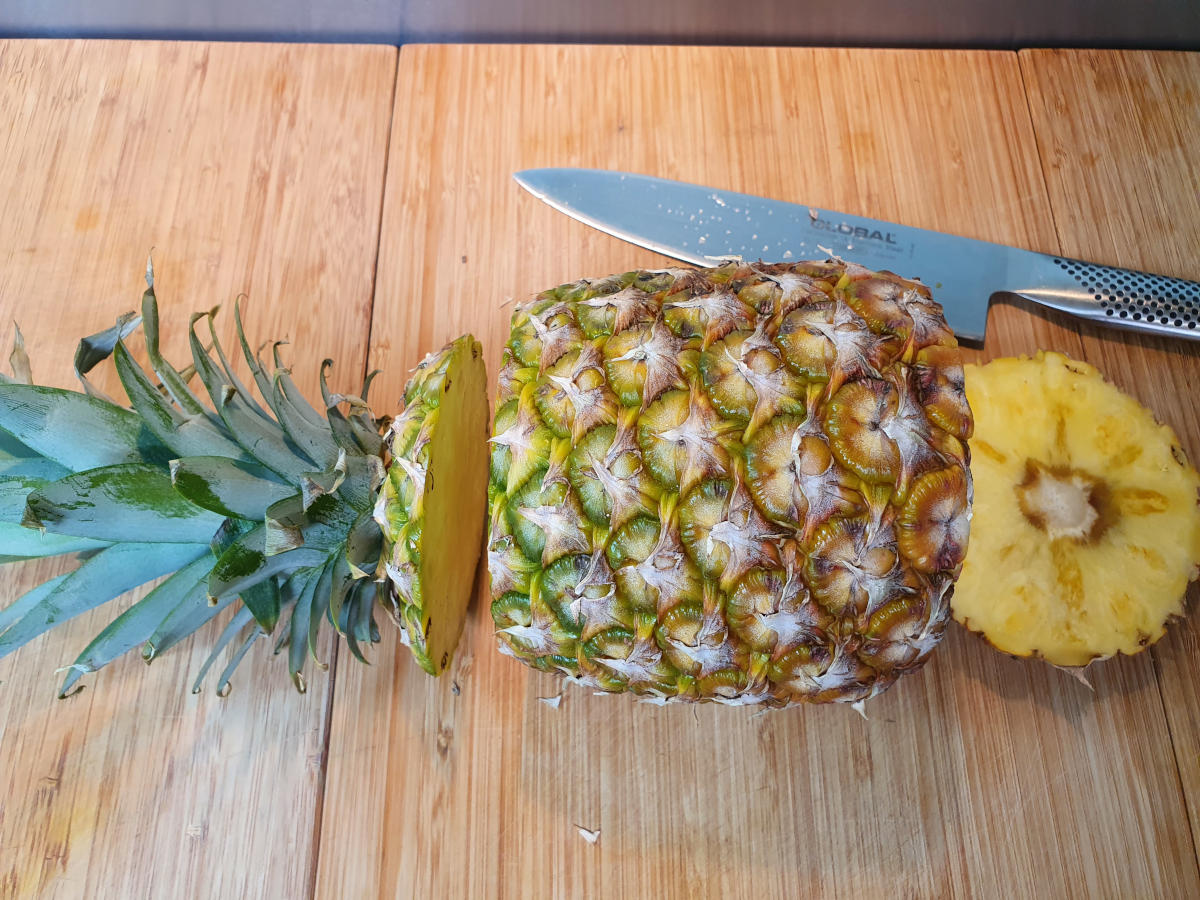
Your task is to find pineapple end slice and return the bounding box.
[380,336,491,675]
[953,351,1200,666]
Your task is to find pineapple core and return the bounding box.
[1015,460,1107,543]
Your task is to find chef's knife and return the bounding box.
[514,168,1200,343]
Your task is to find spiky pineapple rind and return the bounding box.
[490,260,973,706]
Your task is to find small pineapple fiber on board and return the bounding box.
[0,261,489,695]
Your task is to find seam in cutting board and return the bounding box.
[1015,48,1200,880]
[304,48,401,900]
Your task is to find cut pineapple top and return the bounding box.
[954,351,1200,666]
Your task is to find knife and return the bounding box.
[514,168,1200,343]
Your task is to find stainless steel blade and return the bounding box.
[514,168,1200,343]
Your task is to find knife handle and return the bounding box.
[1014,256,1200,341]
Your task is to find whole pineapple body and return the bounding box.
[488,261,973,706]
[954,351,1200,666]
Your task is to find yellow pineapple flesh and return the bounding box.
[953,351,1200,666]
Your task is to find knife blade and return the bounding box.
[514,168,1200,343]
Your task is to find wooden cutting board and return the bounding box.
[1,41,1198,899]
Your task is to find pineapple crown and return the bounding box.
[0,261,390,697]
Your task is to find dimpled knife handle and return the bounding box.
[1014,256,1200,341]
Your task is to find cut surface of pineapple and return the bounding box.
[954,351,1200,666]
[376,336,491,675]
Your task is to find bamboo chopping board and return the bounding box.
[0,40,395,898]
[2,41,1199,900]
[317,45,1200,899]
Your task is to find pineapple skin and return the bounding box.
[488,261,973,706]
[376,335,491,675]
[954,351,1200,666]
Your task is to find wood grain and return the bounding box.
[0,39,395,899]
[316,45,1200,898]
[1021,46,1200,870]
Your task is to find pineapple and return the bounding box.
[953,351,1200,666]
[0,263,488,695]
[488,261,973,706]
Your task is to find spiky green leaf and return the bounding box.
[241,577,282,635]
[113,340,248,460]
[0,385,166,472]
[189,314,311,478]
[286,566,322,691]
[0,522,110,559]
[0,542,207,659]
[192,606,255,694]
[206,310,271,419]
[170,456,295,521]
[26,464,227,543]
[208,523,328,610]
[58,554,214,696]
[0,475,49,522]
[143,584,236,662]
[0,572,70,633]
[308,560,333,667]
[0,456,71,481]
[234,299,278,413]
[270,375,339,469]
[216,625,264,696]
[75,313,141,383]
[141,276,209,418]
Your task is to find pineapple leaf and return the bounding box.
[143,584,237,662]
[286,566,322,690]
[339,582,370,664]
[216,624,264,696]
[327,554,354,632]
[207,523,328,613]
[0,522,110,559]
[241,577,282,635]
[352,579,377,646]
[0,541,207,660]
[141,279,209,418]
[26,464,227,543]
[0,475,51,522]
[113,340,248,461]
[192,605,255,694]
[308,560,333,667]
[337,453,375,512]
[0,385,167,472]
[345,509,382,575]
[0,572,70,633]
[270,374,339,469]
[233,299,278,413]
[206,310,272,420]
[272,343,329,429]
[169,456,295,521]
[0,426,38,460]
[58,553,214,697]
[189,314,311,478]
[75,312,141,387]
[8,323,32,384]
[319,361,367,454]
[0,456,71,482]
